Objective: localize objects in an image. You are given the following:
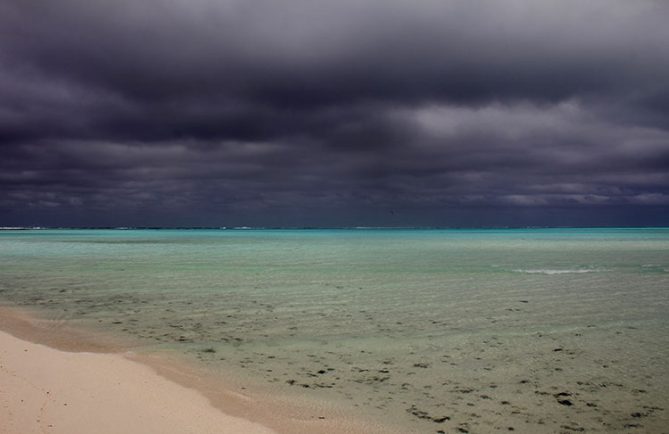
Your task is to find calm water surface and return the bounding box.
[1,228,668,433]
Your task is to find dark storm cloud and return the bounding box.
[1,0,668,226]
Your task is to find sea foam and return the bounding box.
[512,268,598,275]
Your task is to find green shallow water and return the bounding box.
[1,228,668,432]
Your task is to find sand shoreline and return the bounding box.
[0,328,278,434]
[0,306,392,434]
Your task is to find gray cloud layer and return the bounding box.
[1,0,668,226]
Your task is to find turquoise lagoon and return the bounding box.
[1,228,668,432]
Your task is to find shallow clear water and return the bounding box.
[1,228,668,432]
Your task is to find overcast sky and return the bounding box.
[1,0,668,227]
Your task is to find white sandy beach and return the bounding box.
[0,328,277,434]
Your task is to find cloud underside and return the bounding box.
[1,0,668,226]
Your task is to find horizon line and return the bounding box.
[2,225,668,231]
